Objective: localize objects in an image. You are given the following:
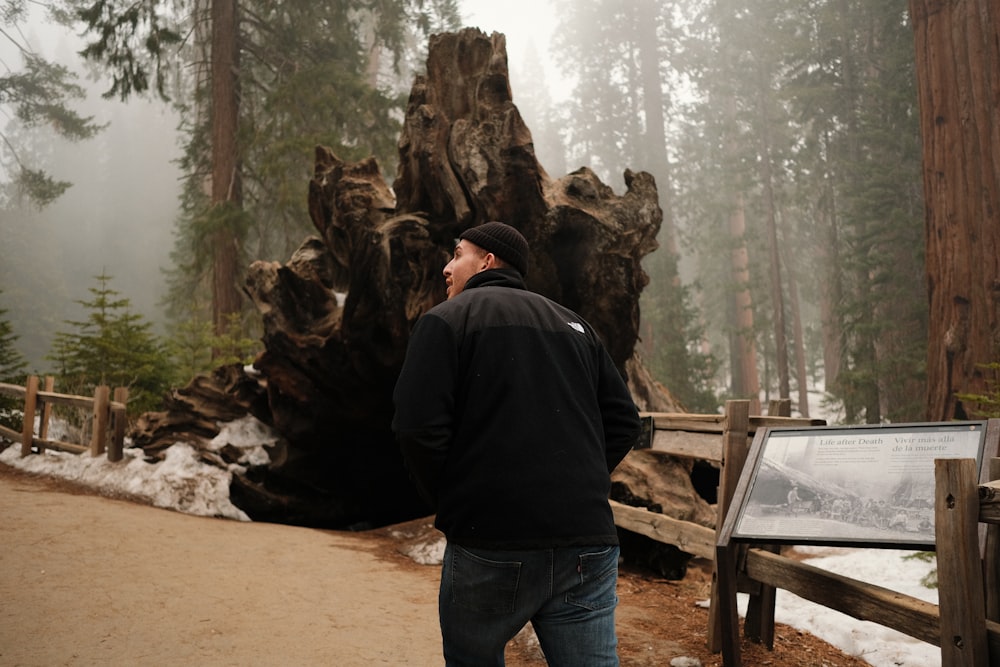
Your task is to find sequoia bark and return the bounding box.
[910,0,1000,420]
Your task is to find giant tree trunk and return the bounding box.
[209,0,243,344]
[727,191,761,411]
[717,23,760,410]
[817,137,844,398]
[757,63,790,403]
[134,29,681,528]
[785,255,810,418]
[910,0,1000,420]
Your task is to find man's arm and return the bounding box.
[391,314,458,510]
[596,348,641,472]
[396,429,450,509]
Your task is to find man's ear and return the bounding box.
[482,252,499,270]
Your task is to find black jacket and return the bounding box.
[392,269,640,549]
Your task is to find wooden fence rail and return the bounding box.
[713,457,1000,666]
[711,420,1000,667]
[617,401,825,562]
[0,376,128,462]
[620,399,825,660]
[624,403,1000,666]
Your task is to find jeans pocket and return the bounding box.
[449,546,522,614]
[567,545,619,611]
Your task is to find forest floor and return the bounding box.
[1,463,870,666]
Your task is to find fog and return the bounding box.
[0,1,565,372]
[462,0,570,175]
[23,92,181,318]
[2,2,927,420]
[1,17,181,368]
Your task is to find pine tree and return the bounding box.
[164,317,215,385]
[72,0,460,349]
[956,364,1000,419]
[0,296,27,381]
[0,291,29,435]
[165,312,258,385]
[0,1,104,207]
[781,0,925,423]
[552,0,718,410]
[629,0,926,421]
[47,272,172,415]
[640,253,721,412]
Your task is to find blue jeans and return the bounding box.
[438,543,620,666]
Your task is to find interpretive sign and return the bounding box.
[730,421,988,548]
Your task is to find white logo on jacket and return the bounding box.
[568,322,585,334]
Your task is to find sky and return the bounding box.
[0,412,942,667]
[460,0,568,98]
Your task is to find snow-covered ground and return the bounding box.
[0,415,941,667]
[1,415,274,521]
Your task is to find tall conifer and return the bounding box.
[48,273,172,415]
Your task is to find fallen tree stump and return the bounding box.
[131,28,692,533]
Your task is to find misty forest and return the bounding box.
[1,0,998,434]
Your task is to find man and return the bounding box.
[392,221,641,666]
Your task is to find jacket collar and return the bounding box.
[465,268,527,292]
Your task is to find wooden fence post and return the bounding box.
[935,457,989,667]
[19,375,39,457]
[740,397,789,649]
[108,387,129,462]
[36,376,55,454]
[708,399,751,652]
[89,385,110,457]
[986,457,1000,623]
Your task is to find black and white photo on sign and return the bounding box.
[732,422,987,547]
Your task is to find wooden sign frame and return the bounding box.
[728,421,991,549]
[713,419,1000,667]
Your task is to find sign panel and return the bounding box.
[731,421,988,548]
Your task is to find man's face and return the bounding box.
[443,240,488,299]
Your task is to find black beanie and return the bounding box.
[460,221,530,276]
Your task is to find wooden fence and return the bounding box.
[631,403,1000,666]
[0,376,129,462]
[618,400,825,562]
[618,399,826,664]
[710,452,1000,667]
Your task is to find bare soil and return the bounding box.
[0,463,869,666]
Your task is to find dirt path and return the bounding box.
[0,464,871,666]
[0,469,442,666]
